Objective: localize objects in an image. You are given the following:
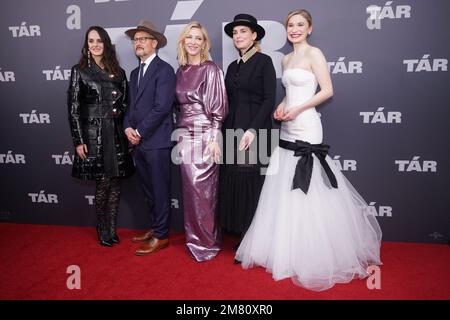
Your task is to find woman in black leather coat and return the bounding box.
[68,26,134,247]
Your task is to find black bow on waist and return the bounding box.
[279,139,338,194]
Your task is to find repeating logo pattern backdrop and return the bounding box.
[1,0,449,243]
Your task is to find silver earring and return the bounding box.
[87,50,91,68]
[308,32,311,36]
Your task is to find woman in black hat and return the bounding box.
[219,14,276,253]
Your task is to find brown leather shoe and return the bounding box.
[131,230,154,243]
[135,238,169,256]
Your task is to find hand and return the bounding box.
[207,141,221,163]
[274,106,284,121]
[239,130,255,151]
[76,144,88,160]
[125,127,141,145]
[281,107,302,121]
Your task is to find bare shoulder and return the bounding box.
[307,46,326,60]
[282,52,292,67]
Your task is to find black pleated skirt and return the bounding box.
[219,163,266,235]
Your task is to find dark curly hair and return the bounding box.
[79,26,121,76]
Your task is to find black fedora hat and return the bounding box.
[224,13,265,41]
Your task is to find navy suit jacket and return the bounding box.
[124,55,176,150]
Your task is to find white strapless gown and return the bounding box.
[235,68,382,291]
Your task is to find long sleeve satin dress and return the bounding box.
[175,60,228,261]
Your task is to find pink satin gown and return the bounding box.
[175,60,228,261]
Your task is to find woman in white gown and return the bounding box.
[235,9,382,291]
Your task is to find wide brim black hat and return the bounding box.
[224,13,265,41]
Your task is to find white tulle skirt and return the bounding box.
[235,146,382,291]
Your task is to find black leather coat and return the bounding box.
[68,63,134,180]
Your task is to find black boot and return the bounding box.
[97,214,113,247]
[109,211,120,244]
[95,176,113,247]
[107,178,121,244]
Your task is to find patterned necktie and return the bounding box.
[138,62,146,88]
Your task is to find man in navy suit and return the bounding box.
[124,20,176,255]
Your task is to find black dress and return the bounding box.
[219,50,276,234]
[68,62,134,180]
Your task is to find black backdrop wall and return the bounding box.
[1,0,449,243]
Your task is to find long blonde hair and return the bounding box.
[177,21,211,66]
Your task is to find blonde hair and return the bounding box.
[177,21,211,66]
[285,9,313,28]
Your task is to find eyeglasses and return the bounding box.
[133,36,155,44]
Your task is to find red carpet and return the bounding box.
[0,223,449,300]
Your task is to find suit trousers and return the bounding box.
[133,146,171,239]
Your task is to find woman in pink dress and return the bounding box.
[174,21,228,261]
